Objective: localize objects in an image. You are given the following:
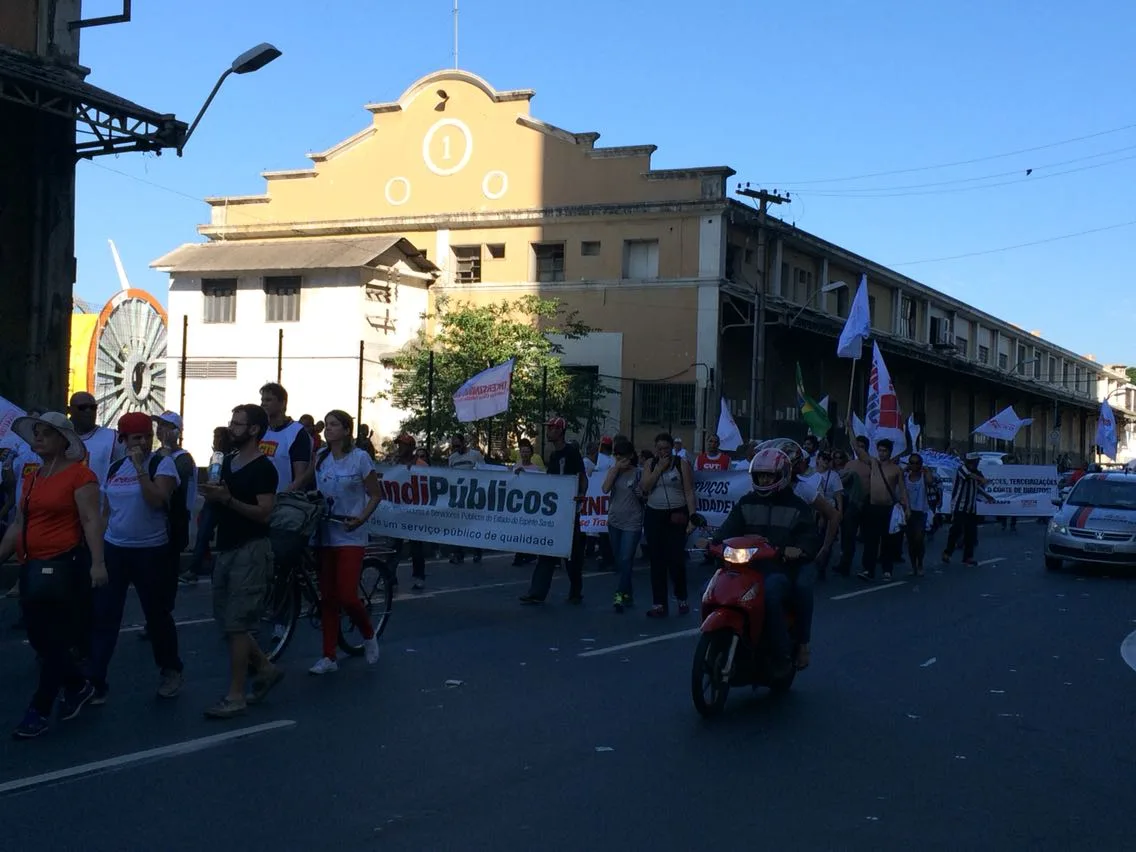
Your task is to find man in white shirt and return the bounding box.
[448,433,483,563]
[69,392,125,487]
[258,383,312,491]
[595,437,615,473]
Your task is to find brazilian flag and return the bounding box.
[796,363,831,437]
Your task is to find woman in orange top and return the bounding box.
[0,412,106,739]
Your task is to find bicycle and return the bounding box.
[261,511,395,663]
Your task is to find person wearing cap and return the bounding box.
[86,412,185,703]
[448,434,483,564]
[519,417,588,605]
[673,437,689,462]
[154,411,197,578]
[386,434,428,591]
[0,412,106,738]
[68,392,126,488]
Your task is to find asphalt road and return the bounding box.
[0,525,1134,852]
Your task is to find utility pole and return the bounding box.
[453,0,460,68]
[736,183,790,440]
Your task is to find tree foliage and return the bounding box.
[1126,367,1136,387]
[384,295,610,455]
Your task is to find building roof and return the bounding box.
[151,236,437,274]
[0,46,185,157]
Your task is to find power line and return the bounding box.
[787,144,1136,195]
[891,218,1136,266]
[793,152,1136,199]
[765,121,1136,186]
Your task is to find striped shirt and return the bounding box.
[951,469,981,514]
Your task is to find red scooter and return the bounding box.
[692,534,799,717]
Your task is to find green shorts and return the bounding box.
[212,538,273,634]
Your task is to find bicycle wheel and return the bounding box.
[337,556,394,656]
[262,569,301,663]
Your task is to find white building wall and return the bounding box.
[167,266,430,461]
[548,332,623,438]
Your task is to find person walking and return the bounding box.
[639,432,696,617]
[902,453,938,577]
[198,404,285,719]
[1,412,106,738]
[602,439,644,612]
[942,455,988,567]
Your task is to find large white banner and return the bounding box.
[578,469,753,534]
[367,464,577,557]
[935,464,1059,518]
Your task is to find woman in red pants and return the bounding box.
[289,410,382,674]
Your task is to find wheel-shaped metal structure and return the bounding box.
[86,288,168,426]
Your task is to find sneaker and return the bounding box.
[363,636,380,665]
[90,684,110,706]
[246,666,285,705]
[58,682,95,721]
[677,601,690,616]
[309,657,339,675]
[203,697,246,719]
[12,708,48,739]
[178,571,198,586]
[157,669,184,699]
[411,581,425,592]
[518,594,543,605]
[613,592,626,613]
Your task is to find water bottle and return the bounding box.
[208,451,224,484]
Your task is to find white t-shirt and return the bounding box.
[315,448,376,547]
[81,426,125,488]
[813,470,844,506]
[103,455,180,548]
[793,474,820,506]
[584,457,597,476]
[260,419,310,492]
[449,449,483,469]
[594,453,615,473]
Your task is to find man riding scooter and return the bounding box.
[712,447,820,677]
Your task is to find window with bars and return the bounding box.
[452,245,482,283]
[533,243,565,282]
[899,296,917,339]
[978,345,990,365]
[635,382,696,427]
[264,276,301,322]
[202,278,237,324]
[179,360,237,380]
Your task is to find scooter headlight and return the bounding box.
[723,546,759,564]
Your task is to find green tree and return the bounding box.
[1126,366,1136,386]
[384,295,610,457]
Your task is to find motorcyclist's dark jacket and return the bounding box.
[712,488,820,566]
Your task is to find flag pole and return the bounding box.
[845,355,858,426]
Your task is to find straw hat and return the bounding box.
[11,411,87,461]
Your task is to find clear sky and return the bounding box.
[74,0,1135,363]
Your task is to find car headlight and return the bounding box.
[723,546,760,564]
[1048,520,1067,535]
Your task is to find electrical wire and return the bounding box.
[891,219,1136,266]
[763,120,1136,186]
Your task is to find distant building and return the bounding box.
[153,68,1126,462]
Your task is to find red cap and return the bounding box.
[600,435,613,446]
[546,417,566,430]
[117,411,153,439]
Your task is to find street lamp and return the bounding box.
[787,280,848,327]
[178,43,282,155]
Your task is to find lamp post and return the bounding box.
[178,43,282,155]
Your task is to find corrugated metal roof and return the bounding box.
[0,45,176,123]
[151,236,436,274]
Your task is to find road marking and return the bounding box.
[0,720,296,797]
[121,617,214,634]
[578,628,699,658]
[1121,630,1136,674]
[978,558,1007,566]
[830,581,906,600]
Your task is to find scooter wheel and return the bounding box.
[692,631,733,717]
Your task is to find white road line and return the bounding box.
[830,581,906,601]
[978,557,1007,566]
[1121,630,1136,674]
[399,569,612,601]
[121,617,214,634]
[578,628,699,658]
[0,720,296,797]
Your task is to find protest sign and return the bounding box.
[577,468,753,534]
[367,464,577,557]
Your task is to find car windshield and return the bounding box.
[1067,478,1136,510]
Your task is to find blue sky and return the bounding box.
[75,0,1135,362]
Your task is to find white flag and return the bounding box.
[906,414,921,450]
[453,359,514,423]
[837,274,871,359]
[973,405,1030,442]
[866,342,906,450]
[1096,400,1118,460]
[716,398,743,451]
[851,412,868,440]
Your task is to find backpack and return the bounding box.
[107,454,190,550]
[268,490,326,561]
